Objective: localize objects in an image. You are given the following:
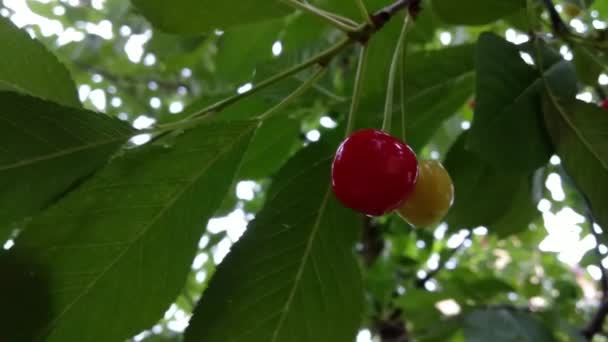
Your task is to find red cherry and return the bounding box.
[601,99,608,111]
[331,129,418,216]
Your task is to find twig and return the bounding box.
[350,0,421,43]
[582,197,608,340]
[415,231,470,288]
[587,210,608,296]
[355,0,375,27]
[375,309,409,342]
[583,300,608,340]
[360,217,385,267]
[539,0,608,49]
[540,0,570,36]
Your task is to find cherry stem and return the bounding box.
[313,7,359,27]
[345,45,371,136]
[355,0,375,27]
[398,39,407,142]
[382,14,410,134]
[257,67,328,120]
[279,0,358,32]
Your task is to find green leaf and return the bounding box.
[490,178,540,238]
[399,44,476,150]
[216,19,283,82]
[132,0,289,34]
[579,249,601,267]
[464,308,555,341]
[0,250,53,342]
[0,17,79,107]
[543,99,608,230]
[185,134,363,342]
[592,1,608,19]
[572,45,607,85]
[444,275,514,302]
[432,0,526,25]
[445,132,528,230]
[11,119,257,342]
[396,289,450,329]
[238,116,300,180]
[0,92,133,237]
[468,33,576,173]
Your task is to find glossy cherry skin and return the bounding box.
[601,99,608,111]
[398,160,454,227]
[331,129,418,216]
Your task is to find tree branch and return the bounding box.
[582,200,608,340]
[349,0,421,43]
[156,0,421,133]
[583,299,608,340]
[540,0,570,36]
[376,308,409,342]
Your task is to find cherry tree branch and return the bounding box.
[155,0,421,133]
[540,0,570,36]
[582,199,608,340]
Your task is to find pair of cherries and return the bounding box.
[331,129,454,227]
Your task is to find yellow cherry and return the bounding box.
[398,160,454,228]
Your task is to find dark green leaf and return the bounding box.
[238,116,300,180]
[399,44,476,150]
[468,33,576,172]
[579,249,601,267]
[464,308,555,341]
[543,99,608,230]
[445,275,514,302]
[0,92,133,237]
[432,0,526,26]
[0,17,79,107]
[11,119,257,342]
[445,132,527,230]
[185,134,363,342]
[132,0,289,34]
[490,178,540,238]
[396,289,450,329]
[216,19,283,82]
[572,45,607,85]
[0,250,53,342]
